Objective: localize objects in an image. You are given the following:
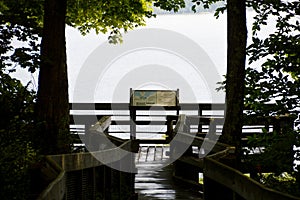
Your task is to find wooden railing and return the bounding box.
[37,116,137,200]
[170,114,300,200]
[69,103,226,145]
[38,103,298,199]
[69,103,296,145]
[204,150,300,200]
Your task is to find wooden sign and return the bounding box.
[131,90,178,106]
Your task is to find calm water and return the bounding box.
[16,11,269,104]
[66,13,227,103]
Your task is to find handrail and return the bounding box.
[69,105,296,143]
[69,102,279,112]
[37,116,134,200]
[204,148,300,200]
[69,102,226,110]
[37,142,134,200]
[49,140,133,172]
[172,114,300,200]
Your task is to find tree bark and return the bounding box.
[35,0,70,154]
[221,0,247,151]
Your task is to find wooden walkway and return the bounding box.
[135,145,203,200]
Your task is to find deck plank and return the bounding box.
[135,146,203,200]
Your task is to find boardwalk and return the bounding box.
[135,145,203,200]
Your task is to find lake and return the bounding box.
[66,12,228,103]
[14,11,270,104]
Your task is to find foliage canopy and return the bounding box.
[0,71,38,200]
[245,0,300,116]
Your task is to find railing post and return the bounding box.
[166,116,176,143]
[183,116,193,156]
[198,105,203,133]
[129,106,136,140]
[207,119,217,141]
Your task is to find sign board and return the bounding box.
[131,90,178,106]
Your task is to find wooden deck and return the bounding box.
[135,145,203,200]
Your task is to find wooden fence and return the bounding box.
[37,116,137,200]
[169,114,300,200]
[37,103,298,199]
[69,103,226,146]
[69,103,295,145]
[204,150,300,200]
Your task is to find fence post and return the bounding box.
[198,106,203,133]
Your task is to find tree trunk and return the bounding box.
[221,0,247,152]
[35,0,70,154]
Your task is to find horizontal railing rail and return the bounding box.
[204,148,300,200]
[69,103,226,144]
[37,116,136,200]
[69,103,226,110]
[170,114,300,200]
[50,140,134,172]
[69,103,295,144]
